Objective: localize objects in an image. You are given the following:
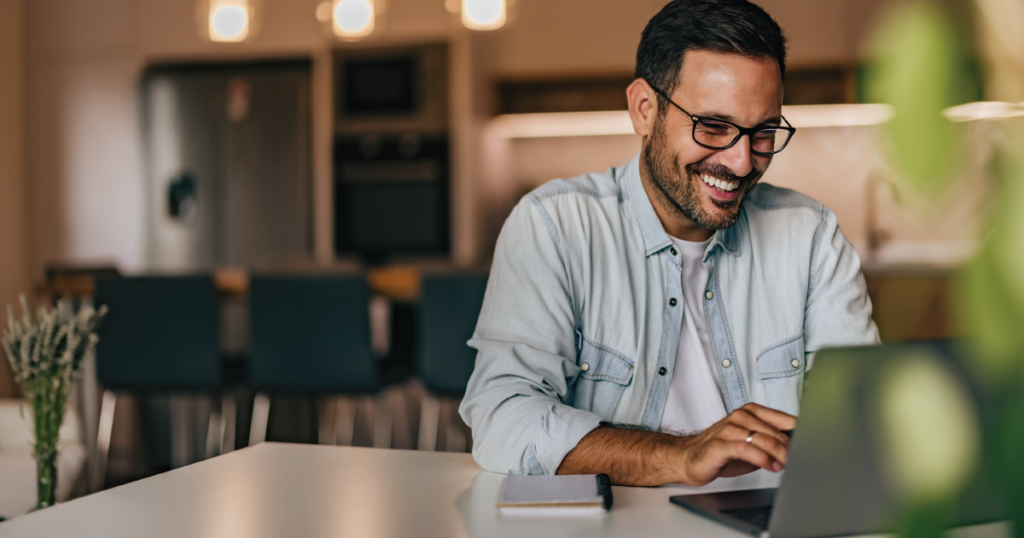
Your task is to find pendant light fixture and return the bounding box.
[197,0,261,43]
[447,0,515,31]
[316,0,384,40]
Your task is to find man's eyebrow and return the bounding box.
[697,112,783,127]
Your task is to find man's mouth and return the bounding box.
[699,173,742,202]
[700,173,740,192]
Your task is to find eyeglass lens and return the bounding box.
[694,119,792,154]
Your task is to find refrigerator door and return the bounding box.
[223,67,311,267]
[141,61,311,272]
[142,70,223,271]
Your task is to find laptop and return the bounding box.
[670,341,1006,538]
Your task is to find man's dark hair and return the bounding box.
[635,0,787,104]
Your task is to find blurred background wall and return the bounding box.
[19,0,899,281]
[0,0,998,493]
[0,0,30,399]
[0,0,987,398]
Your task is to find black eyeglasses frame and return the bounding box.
[649,85,796,156]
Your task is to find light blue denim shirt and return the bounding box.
[459,153,880,476]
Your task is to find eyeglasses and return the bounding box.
[649,85,796,155]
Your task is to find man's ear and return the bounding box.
[627,78,658,138]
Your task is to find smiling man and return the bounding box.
[459,0,879,486]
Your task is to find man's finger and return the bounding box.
[740,402,797,432]
[721,440,780,473]
[718,422,788,466]
[719,423,754,441]
[726,409,791,449]
[718,460,762,478]
[746,429,788,466]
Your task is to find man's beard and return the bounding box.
[642,114,761,231]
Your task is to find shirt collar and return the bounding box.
[622,152,742,259]
[708,221,741,258]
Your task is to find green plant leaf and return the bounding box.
[864,1,973,199]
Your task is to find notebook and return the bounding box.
[496,473,613,516]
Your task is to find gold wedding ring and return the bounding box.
[745,431,756,443]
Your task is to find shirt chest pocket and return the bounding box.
[570,334,634,421]
[755,333,806,416]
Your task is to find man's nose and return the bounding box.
[717,134,754,178]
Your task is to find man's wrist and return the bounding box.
[651,431,694,485]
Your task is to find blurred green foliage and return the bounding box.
[863,1,977,199]
[879,353,980,504]
[961,144,1024,537]
[865,0,1024,536]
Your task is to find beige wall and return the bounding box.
[0,0,29,398]
[25,0,895,274]
[477,0,891,79]
[25,0,453,275]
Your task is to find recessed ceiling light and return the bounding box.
[333,0,375,39]
[206,0,252,42]
[462,0,505,31]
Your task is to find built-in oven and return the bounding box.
[333,43,449,261]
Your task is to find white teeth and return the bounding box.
[701,173,739,192]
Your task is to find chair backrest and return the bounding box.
[248,274,376,392]
[417,273,488,396]
[94,276,221,390]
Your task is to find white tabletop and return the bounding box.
[0,442,783,538]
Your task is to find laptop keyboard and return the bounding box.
[721,506,773,530]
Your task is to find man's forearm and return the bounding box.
[556,425,687,486]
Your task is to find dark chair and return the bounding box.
[247,274,382,447]
[416,272,488,451]
[93,275,234,490]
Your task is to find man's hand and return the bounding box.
[556,403,796,486]
[675,403,796,486]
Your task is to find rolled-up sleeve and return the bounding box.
[458,196,603,475]
[803,207,881,366]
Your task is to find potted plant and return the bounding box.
[2,297,106,510]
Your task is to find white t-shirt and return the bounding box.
[659,236,728,435]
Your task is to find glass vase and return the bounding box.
[36,454,58,510]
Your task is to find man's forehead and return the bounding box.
[678,49,782,88]
[676,49,783,121]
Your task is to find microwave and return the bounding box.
[334,43,448,135]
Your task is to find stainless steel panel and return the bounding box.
[141,61,312,271]
[223,69,311,267]
[142,73,223,271]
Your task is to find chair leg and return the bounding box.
[249,393,271,446]
[444,399,467,453]
[335,397,356,446]
[418,395,440,451]
[92,390,117,492]
[170,396,192,469]
[221,395,236,454]
[372,394,392,449]
[205,398,222,460]
[389,388,411,449]
[318,398,337,445]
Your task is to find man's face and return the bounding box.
[643,50,783,231]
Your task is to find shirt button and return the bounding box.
[705,290,714,300]
[669,298,678,306]
[791,359,800,368]
[722,358,732,368]
[580,362,590,372]
[670,247,678,256]
[658,366,667,376]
